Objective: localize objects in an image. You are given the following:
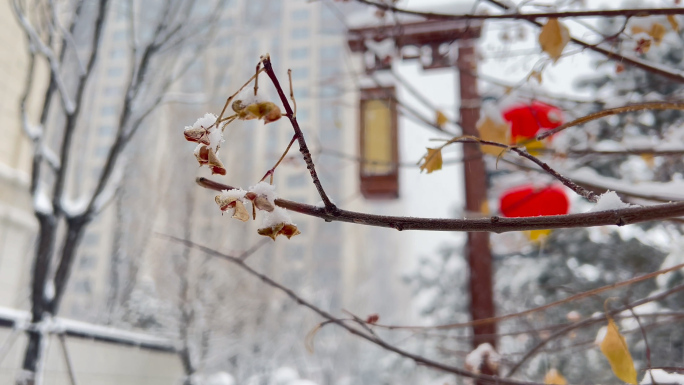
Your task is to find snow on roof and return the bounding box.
[640,369,684,385]
[0,306,177,352]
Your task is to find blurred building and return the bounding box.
[0,0,42,310]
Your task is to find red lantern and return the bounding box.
[502,101,564,143]
[499,185,569,218]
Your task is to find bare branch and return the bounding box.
[355,1,684,21]
[197,177,684,233]
[485,0,684,84]
[161,235,551,385]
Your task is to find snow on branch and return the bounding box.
[12,0,76,114]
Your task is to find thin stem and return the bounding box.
[161,235,550,385]
[260,134,298,183]
[288,69,296,117]
[505,283,684,377]
[215,67,265,129]
[536,102,684,141]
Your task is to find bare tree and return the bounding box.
[13,0,225,382]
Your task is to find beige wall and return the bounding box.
[0,328,183,385]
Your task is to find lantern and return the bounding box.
[502,101,564,143]
[499,185,569,241]
[359,87,399,199]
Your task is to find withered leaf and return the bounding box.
[419,148,443,174]
[539,18,570,62]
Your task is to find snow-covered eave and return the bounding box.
[0,306,178,353]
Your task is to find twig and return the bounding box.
[623,300,653,375]
[196,177,684,233]
[355,1,684,21]
[505,283,684,378]
[358,262,684,331]
[436,136,599,202]
[261,56,338,214]
[485,0,684,84]
[535,102,684,141]
[160,235,550,385]
[260,134,298,183]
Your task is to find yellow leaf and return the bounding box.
[477,117,510,156]
[600,317,638,385]
[527,229,552,242]
[419,148,443,174]
[668,15,679,32]
[538,18,570,62]
[544,368,567,385]
[436,110,449,128]
[641,153,655,169]
[649,23,667,44]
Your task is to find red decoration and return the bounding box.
[499,185,569,218]
[502,101,564,143]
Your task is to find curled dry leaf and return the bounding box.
[215,190,249,222]
[232,200,250,222]
[233,100,282,124]
[258,223,301,241]
[418,148,443,174]
[599,317,637,385]
[538,18,570,62]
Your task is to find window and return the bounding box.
[110,49,125,59]
[290,47,309,60]
[83,232,100,246]
[79,254,96,270]
[319,65,339,79]
[320,85,339,97]
[95,145,110,158]
[107,67,123,77]
[292,9,310,20]
[286,173,307,188]
[291,67,309,80]
[297,108,310,122]
[291,28,309,40]
[112,30,127,41]
[73,278,92,294]
[104,87,121,96]
[294,88,309,100]
[101,106,117,116]
[320,46,341,60]
[99,125,114,136]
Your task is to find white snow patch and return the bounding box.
[249,182,277,203]
[205,372,236,385]
[589,191,634,212]
[43,279,55,301]
[480,100,506,125]
[61,195,90,217]
[33,186,53,215]
[218,189,248,201]
[261,207,295,228]
[271,367,299,385]
[465,343,500,372]
[641,369,684,385]
[595,325,607,345]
